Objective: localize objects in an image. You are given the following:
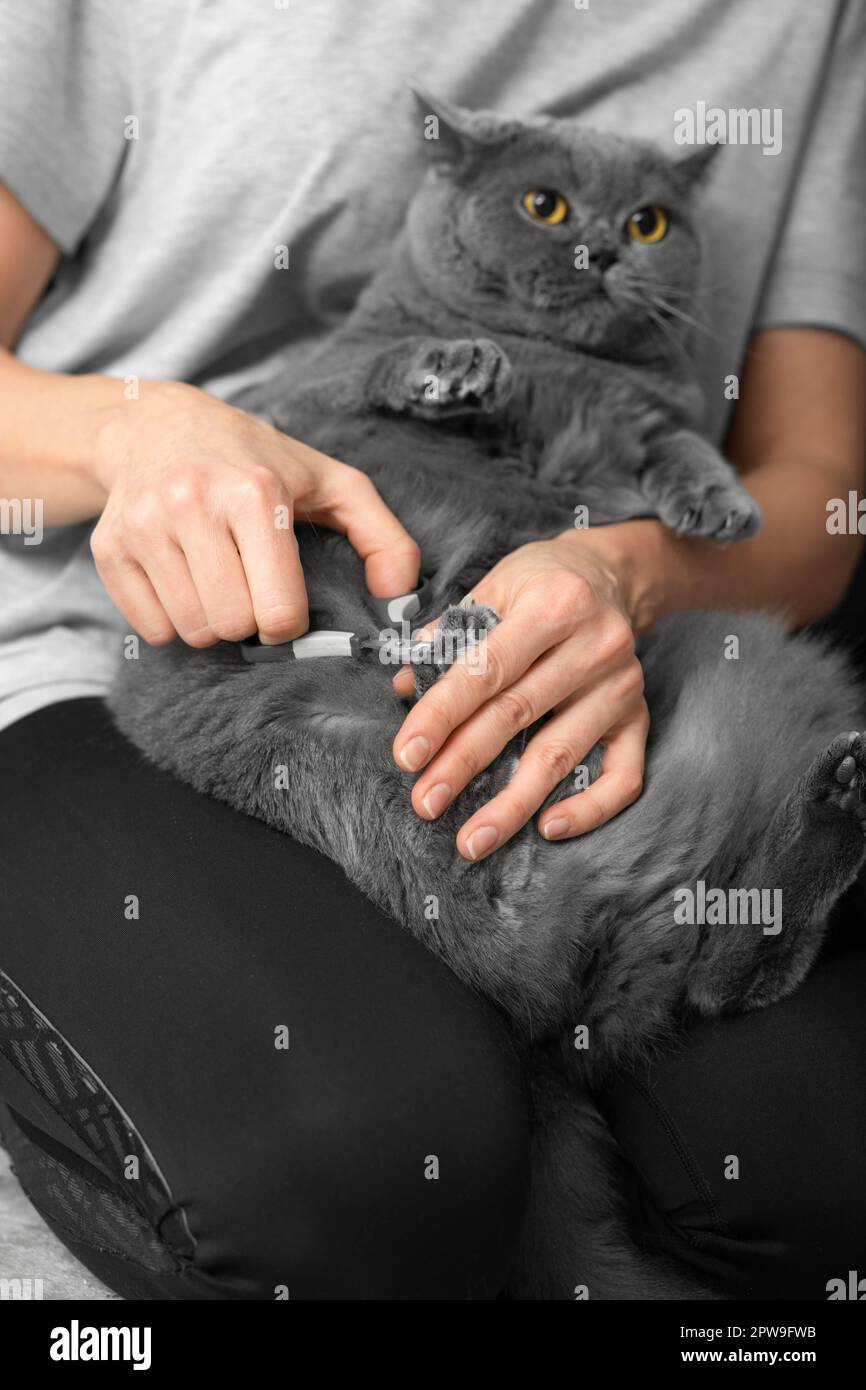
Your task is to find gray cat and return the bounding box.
[111,96,865,1300]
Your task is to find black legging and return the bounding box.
[0,698,863,1299]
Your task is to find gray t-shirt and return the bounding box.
[1,0,864,731]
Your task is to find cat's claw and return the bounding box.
[665,486,762,541]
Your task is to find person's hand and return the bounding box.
[391,529,649,860]
[90,380,419,645]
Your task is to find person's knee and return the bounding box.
[602,1007,866,1299]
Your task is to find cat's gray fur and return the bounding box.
[111,95,866,1299]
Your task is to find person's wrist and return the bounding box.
[91,378,198,493]
[552,519,675,633]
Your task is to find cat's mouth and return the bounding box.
[509,265,612,312]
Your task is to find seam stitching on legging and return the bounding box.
[9,1170,190,1280]
[631,1075,725,1237]
[0,1104,185,1279]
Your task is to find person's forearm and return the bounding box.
[0,347,167,524]
[559,453,865,633]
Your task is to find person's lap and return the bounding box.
[0,697,530,1299]
[1,696,863,1300]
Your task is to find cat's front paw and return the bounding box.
[658,482,762,541]
[405,338,513,415]
[413,600,500,697]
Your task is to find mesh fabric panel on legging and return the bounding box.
[0,968,193,1268]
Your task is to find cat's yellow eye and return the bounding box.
[521,189,569,226]
[625,206,669,244]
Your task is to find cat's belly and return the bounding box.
[291,405,593,546]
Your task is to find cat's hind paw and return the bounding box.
[804,731,866,830]
[413,600,500,697]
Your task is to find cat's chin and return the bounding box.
[520,300,630,354]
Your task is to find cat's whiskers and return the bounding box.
[633,281,775,368]
[647,291,721,345]
[642,305,687,355]
[616,286,687,357]
[650,273,736,301]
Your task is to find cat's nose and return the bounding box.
[591,243,618,272]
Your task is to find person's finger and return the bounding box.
[452,684,646,861]
[391,616,442,696]
[175,519,256,641]
[537,709,649,841]
[314,466,420,597]
[228,479,309,643]
[393,608,563,772]
[130,538,214,647]
[392,665,416,697]
[393,584,627,773]
[409,638,602,816]
[90,539,177,645]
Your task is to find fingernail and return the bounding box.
[542,816,571,840]
[422,782,452,819]
[397,735,431,771]
[465,826,500,860]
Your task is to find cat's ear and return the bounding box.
[674,141,724,188]
[408,84,520,168]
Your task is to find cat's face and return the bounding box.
[406,94,718,357]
